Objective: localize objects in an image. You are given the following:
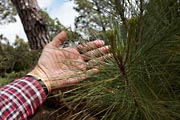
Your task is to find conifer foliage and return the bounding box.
[55,0,180,119]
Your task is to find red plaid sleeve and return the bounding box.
[0,76,47,120]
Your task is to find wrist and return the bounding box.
[28,66,52,94]
[25,75,49,96]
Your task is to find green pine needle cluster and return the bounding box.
[52,0,180,119]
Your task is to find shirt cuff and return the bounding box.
[0,76,47,119]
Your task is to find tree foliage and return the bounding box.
[74,0,113,35]
[0,0,16,24]
[0,35,40,86]
[53,0,180,119]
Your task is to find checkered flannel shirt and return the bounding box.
[0,76,47,120]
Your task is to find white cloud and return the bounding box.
[0,0,78,43]
[0,0,54,43]
[37,0,53,9]
[0,16,27,43]
[49,1,78,29]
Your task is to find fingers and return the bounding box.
[49,53,112,90]
[86,53,112,69]
[82,45,110,61]
[76,40,105,53]
[51,31,66,47]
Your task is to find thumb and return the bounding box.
[51,31,66,47]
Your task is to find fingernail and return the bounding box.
[96,40,105,45]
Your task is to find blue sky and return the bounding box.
[46,0,65,12]
[0,0,78,43]
[38,0,78,28]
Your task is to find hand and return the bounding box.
[28,31,110,93]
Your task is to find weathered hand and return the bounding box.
[28,31,110,93]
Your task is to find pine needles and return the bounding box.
[53,0,180,119]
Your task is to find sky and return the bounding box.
[0,0,78,43]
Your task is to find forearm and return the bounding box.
[0,76,47,120]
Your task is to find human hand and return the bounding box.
[28,31,110,93]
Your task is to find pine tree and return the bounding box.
[74,0,113,35]
[55,0,180,119]
[11,0,50,49]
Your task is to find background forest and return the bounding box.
[0,0,180,120]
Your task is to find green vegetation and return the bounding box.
[52,0,180,119]
[0,0,16,24]
[0,35,40,87]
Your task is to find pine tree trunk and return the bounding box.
[11,0,50,49]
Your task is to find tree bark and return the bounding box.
[11,0,50,49]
